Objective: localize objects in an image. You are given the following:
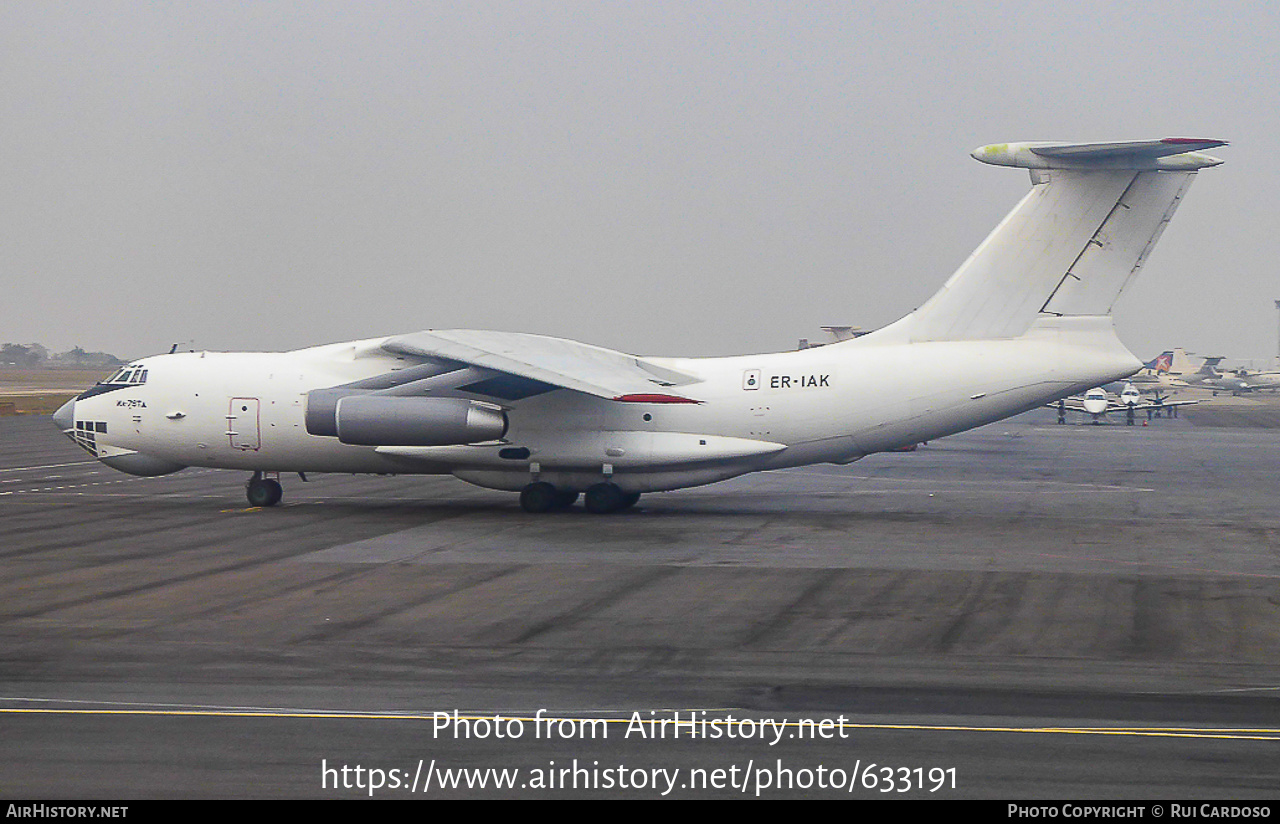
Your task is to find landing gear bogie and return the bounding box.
[519,482,584,513]
[519,482,560,513]
[584,483,641,514]
[520,481,640,514]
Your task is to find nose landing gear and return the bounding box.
[246,471,283,507]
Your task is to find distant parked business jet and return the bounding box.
[1049,382,1199,425]
[54,138,1226,512]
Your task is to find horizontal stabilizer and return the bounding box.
[973,138,1226,170]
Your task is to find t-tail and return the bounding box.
[1197,356,1225,375]
[870,138,1226,347]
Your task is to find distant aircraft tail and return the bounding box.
[874,139,1225,344]
[1144,351,1174,373]
[1197,356,1225,375]
[1164,347,1203,376]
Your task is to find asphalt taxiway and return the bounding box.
[1,410,1278,798]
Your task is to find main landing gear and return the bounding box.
[519,481,640,514]
[246,471,283,507]
[584,483,641,514]
[519,482,578,513]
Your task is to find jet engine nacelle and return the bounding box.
[334,396,507,446]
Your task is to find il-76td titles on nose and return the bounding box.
[54,138,1226,513]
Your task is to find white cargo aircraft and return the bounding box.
[53,138,1225,513]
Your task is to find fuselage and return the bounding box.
[57,316,1139,495]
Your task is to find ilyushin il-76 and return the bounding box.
[54,138,1225,513]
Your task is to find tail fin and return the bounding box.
[882,139,1225,343]
[1144,351,1174,372]
[1198,356,1225,374]
[1166,348,1200,375]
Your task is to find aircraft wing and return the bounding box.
[1123,399,1200,411]
[381,330,704,403]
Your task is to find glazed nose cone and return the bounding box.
[52,398,75,431]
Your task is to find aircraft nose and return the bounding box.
[52,398,75,431]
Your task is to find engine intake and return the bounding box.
[334,396,507,446]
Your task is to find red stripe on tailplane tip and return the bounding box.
[1161,137,1227,146]
[612,394,703,404]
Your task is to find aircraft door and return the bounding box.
[228,398,261,451]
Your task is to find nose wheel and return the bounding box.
[246,473,283,507]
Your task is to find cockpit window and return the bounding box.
[103,366,148,385]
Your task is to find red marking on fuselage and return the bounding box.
[612,394,702,404]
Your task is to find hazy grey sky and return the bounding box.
[3,2,1278,362]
